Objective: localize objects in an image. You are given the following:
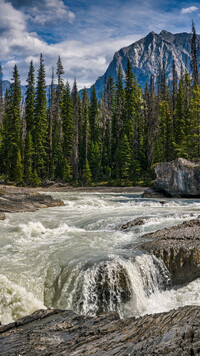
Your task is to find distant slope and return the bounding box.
[89,30,195,98]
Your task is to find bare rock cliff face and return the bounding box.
[154,158,200,197]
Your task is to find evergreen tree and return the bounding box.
[119,134,131,182]
[24,130,34,184]
[2,65,22,180]
[33,54,48,179]
[188,84,200,158]
[82,159,92,186]
[72,79,79,180]
[153,100,174,163]
[104,76,115,172]
[89,141,101,181]
[124,59,135,143]
[79,87,89,173]
[0,64,4,126]
[62,81,74,163]
[48,67,56,177]
[25,61,35,133]
[174,80,185,148]
[172,60,178,131]
[89,85,99,143]
[190,21,199,86]
[112,65,125,177]
[56,55,64,140]
[14,150,23,185]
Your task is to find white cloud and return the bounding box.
[181,6,198,15]
[28,0,75,25]
[0,0,141,88]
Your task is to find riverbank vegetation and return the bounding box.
[0,23,200,186]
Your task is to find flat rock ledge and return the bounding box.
[140,219,200,285]
[0,306,200,355]
[0,187,64,214]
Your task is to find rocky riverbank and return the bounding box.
[0,186,64,215]
[139,219,200,285]
[0,306,199,355]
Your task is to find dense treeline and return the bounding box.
[0,24,200,186]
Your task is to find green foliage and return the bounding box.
[33,54,48,178]
[14,150,23,185]
[82,159,92,185]
[1,36,200,187]
[62,158,72,182]
[89,141,101,181]
[24,131,34,185]
[32,169,41,187]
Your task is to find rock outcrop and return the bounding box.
[0,306,200,355]
[0,187,64,214]
[118,217,146,230]
[140,219,200,285]
[154,158,200,197]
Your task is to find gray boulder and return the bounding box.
[154,158,200,197]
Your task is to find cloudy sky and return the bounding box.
[0,0,200,88]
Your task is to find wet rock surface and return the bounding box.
[0,187,64,214]
[0,212,5,220]
[118,217,146,230]
[154,158,200,197]
[140,219,200,285]
[142,187,168,198]
[0,306,200,355]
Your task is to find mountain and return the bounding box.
[90,30,195,98]
[2,81,50,102]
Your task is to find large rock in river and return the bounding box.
[140,219,200,285]
[154,158,200,197]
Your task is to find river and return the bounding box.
[0,191,200,324]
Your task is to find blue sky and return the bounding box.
[0,0,200,87]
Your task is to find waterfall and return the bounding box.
[44,254,171,318]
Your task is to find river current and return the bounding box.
[0,191,200,324]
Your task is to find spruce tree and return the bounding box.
[174,81,185,148]
[188,84,200,158]
[79,87,89,174]
[89,85,99,143]
[24,130,34,184]
[124,59,135,143]
[0,64,4,126]
[82,159,92,186]
[25,61,35,133]
[62,81,74,163]
[72,79,79,181]
[112,65,125,177]
[190,21,199,86]
[56,55,64,140]
[48,67,56,178]
[119,134,131,182]
[4,65,22,180]
[104,76,115,174]
[33,54,48,179]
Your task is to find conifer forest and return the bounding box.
[0,24,200,187]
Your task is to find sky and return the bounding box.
[0,0,200,88]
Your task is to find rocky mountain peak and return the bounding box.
[90,30,195,98]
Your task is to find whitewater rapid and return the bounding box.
[0,192,200,324]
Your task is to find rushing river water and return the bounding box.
[0,191,200,324]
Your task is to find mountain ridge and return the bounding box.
[90,30,197,98]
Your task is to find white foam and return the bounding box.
[0,274,45,324]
